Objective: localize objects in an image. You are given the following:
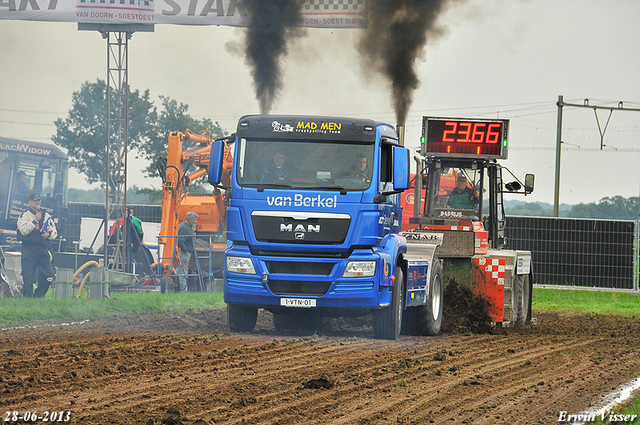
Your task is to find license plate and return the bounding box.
[280,298,317,308]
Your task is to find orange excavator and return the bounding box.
[157,129,232,287]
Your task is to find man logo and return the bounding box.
[295,233,305,240]
[280,223,320,233]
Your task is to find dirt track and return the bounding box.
[2,309,640,425]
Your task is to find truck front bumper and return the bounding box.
[223,245,393,310]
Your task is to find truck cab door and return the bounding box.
[377,142,408,234]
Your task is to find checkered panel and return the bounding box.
[472,257,506,322]
[483,258,506,285]
[302,0,364,11]
[77,0,153,6]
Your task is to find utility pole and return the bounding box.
[553,95,640,217]
[554,95,564,218]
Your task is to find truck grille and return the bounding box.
[265,261,335,275]
[267,280,331,296]
[251,212,350,244]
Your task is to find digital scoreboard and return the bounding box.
[421,117,509,159]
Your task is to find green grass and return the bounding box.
[613,398,640,425]
[532,287,640,317]
[593,399,640,425]
[0,291,225,327]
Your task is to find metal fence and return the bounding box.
[506,216,638,291]
[63,202,162,252]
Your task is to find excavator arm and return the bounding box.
[157,129,232,277]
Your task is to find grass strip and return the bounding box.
[0,292,225,327]
[533,287,640,317]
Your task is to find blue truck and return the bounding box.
[208,115,534,339]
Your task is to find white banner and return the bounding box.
[0,0,364,28]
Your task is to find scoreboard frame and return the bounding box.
[421,117,509,159]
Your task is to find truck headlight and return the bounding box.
[342,261,376,278]
[226,256,256,274]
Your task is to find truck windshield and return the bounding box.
[237,138,374,191]
[428,167,482,219]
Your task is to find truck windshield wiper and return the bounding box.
[304,185,348,194]
[252,182,294,192]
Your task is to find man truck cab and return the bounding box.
[209,115,424,339]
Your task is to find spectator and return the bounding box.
[17,193,57,297]
[177,211,198,293]
[110,208,144,242]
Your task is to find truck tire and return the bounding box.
[422,259,443,336]
[401,259,443,336]
[513,272,532,327]
[523,272,532,324]
[525,272,533,325]
[372,266,404,340]
[227,304,258,332]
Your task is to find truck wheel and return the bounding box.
[227,304,258,332]
[372,266,404,340]
[523,272,532,324]
[513,272,532,327]
[401,259,443,336]
[423,259,443,336]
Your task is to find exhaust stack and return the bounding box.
[396,125,405,146]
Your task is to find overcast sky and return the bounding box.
[1,0,639,206]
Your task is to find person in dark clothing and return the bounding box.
[177,211,198,292]
[351,154,369,174]
[447,174,480,210]
[109,207,144,255]
[259,149,297,183]
[17,193,57,297]
[15,171,29,194]
[110,208,144,242]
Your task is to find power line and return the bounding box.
[0,119,56,127]
[0,107,65,115]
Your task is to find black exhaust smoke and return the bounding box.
[243,0,304,114]
[359,0,451,125]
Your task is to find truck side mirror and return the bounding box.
[208,140,225,185]
[393,145,410,191]
[524,173,535,194]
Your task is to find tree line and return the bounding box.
[505,196,639,220]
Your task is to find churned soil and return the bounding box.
[1,308,640,425]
